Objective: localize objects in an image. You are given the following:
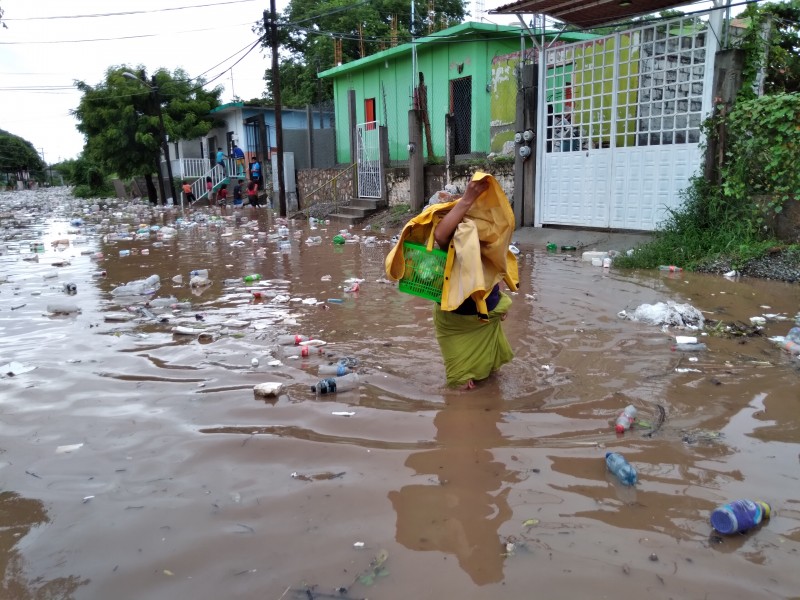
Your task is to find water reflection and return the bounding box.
[0,491,88,598]
[389,394,519,584]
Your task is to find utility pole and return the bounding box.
[265,4,286,216]
[152,75,176,206]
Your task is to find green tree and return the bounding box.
[72,66,222,203]
[738,0,800,94]
[260,0,468,105]
[0,128,45,186]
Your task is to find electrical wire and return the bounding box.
[3,0,257,21]
[0,21,257,44]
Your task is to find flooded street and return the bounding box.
[1,188,799,600]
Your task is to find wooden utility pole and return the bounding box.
[265,5,286,216]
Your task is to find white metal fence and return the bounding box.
[356,121,382,198]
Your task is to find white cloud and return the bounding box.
[0,0,280,162]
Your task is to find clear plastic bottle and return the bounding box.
[47,303,80,314]
[146,296,179,308]
[312,373,360,395]
[277,334,310,345]
[710,499,771,534]
[780,338,800,354]
[63,282,77,294]
[658,265,683,272]
[615,405,637,433]
[243,274,262,282]
[282,345,324,358]
[672,342,708,352]
[190,269,209,279]
[786,327,800,344]
[605,452,637,486]
[318,363,351,377]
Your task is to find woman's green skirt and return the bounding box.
[433,292,514,387]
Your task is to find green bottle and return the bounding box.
[546,242,557,252]
[243,274,262,282]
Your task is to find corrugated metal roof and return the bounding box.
[492,0,697,29]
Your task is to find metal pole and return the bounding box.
[153,75,176,207]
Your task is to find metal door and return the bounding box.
[356,121,381,198]
[535,14,718,230]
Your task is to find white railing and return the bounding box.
[180,165,226,208]
[162,157,244,181]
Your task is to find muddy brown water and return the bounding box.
[1,189,799,600]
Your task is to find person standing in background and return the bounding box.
[232,179,244,208]
[246,180,259,208]
[181,181,195,205]
[206,176,214,205]
[249,157,261,186]
[232,144,245,176]
[216,147,226,175]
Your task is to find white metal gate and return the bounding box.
[356,121,382,199]
[535,14,719,230]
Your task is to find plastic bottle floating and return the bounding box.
[614,405,637,433]
[605,452,637,486]
[711,500,771,534]
[311,373,360,395]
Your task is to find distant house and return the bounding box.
[318,23,496,163]
[319,22,597,164]
[169,102,335,181]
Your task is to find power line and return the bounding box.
[3,0,257,21]
[0,21,257,44]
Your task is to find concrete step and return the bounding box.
[350,198,381,210]
[337,205,373,218]
[327,212,363,225]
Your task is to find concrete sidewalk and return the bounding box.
[512,226,653,254]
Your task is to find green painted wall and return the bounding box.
[490,56,518,153]
[326,31,523,164]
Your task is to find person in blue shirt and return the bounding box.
[216,147,226,175]
[232,144,245,176]
[249,157,261,185]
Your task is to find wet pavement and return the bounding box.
[1,187,799,600]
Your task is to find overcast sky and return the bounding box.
[0,0,522,164]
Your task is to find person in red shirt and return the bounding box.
[217,184,228,207]
[247,180,258,207]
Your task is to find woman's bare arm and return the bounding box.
[434,178,490,249]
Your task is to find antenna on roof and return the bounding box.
[474,0,485,22]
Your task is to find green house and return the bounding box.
[319,22,532,164]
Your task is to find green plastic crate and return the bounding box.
[398,241,448,302]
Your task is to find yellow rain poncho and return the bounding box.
[385,172,519,386]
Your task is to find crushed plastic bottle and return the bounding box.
[277,334,310,345]
[318,363,351,376]
[243,274,262,282]
[615,405,637,433]
[47,303,80,315]
[282,345,324,358]
[605,452,637,486]
[672,342,708,352]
